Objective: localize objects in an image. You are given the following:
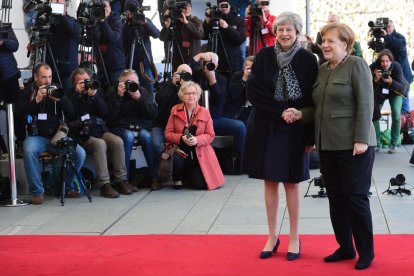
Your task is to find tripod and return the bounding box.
[58,144,92,206]
[162,23,184,83]
[208,19,232,77]
[250,16,266,56]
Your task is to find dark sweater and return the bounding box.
[0,27,20,82]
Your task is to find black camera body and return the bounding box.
[77,0,106,22]
[178,71,192,81]
[381,69,390,79]
[125,80,139,92]
[165,0,188,21]
[390,174,405,186]
[313,175,325,187]
[56,137,77,152]
[250,3,262,17]
[367,17,388,53]
[205,2,222,22]
[70,119,91,141]
[84,79,101,90]
[46,85,65,99]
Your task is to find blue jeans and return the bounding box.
[401,90,411,114]
[111,128,159,180]
[23,136,86,196]
[213,117,246,156]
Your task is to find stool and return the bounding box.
[39,152,59,194]
[380,110,391,129]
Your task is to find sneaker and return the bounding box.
[125,181,138,193]
[113,181,133,195]
[31,194,44,204]
[151,180,162,191]
[388,146,396,154]
[100,183,120,198]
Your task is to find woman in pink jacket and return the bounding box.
[165,81,225,190]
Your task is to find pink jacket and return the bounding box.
[165,103,225,190]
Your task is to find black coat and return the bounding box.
[384,31,413,84]
[241,47,318,181]
[224,70,246,119]
[153,81,180,130]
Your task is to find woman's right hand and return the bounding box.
[182,135,197,146]
[282,108,302,124]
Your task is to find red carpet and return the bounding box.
[0,234,412,275]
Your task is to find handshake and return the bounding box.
[282,108,302,124]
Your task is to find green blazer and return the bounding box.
[303,56,377,151]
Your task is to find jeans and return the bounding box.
[373,95,402,147]
[213,117,247,156]
[111,128,159,180]
[23,136,86,196]
[401,90,411,114]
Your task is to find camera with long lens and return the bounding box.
[46,85,65,99]
[249,2,263,17]
[124,2,150,28]
[205,2,222,22]
[84,79,101,90]
[56,137,77,152]
[179,71,192,81]
[367,17,388,53]
[381,69,390,79]
[164,0,188,22]
[77,0,106,22]
[125,80,139,92]
[203,61,216,71]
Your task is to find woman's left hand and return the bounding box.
[353,142,368,156]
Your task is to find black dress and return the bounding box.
[241,47,318,183]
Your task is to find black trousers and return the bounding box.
[172,153,207,190]
[319,147,375,260]
[0,74,20,104]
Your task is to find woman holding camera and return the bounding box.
[371,49,408,153]
[164,81,224,190]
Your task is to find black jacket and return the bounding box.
[384,31,413,84]
[69,90,109,139]
[153,81,180,130]
[224,70,247,119]
[0,26,20,82]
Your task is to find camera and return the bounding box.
[381,69,390,79]
[23,0,43,13]
[46,85,65,99]
[313,175,325,188]
[390,174,405,186]
[124,2,150,28]
[77,0,106,22]
[203,61,216,71]
[178,71,192,81]
[56,137,77,152]
[205,2,222,22]
[367,17,388,53]
[249,2,263,17]
[84,79,101,90]
[79,120,91,141]
[51,122,69,146]
[165,0,188,21]
[125,80,139,92]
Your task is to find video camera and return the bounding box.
[164,0,188,22]
[77,0,106,22]
[205,2,222,22]
[124,1,150,28]
[249,1,268,17]
[69,119,91,141]
[367,17,388,53]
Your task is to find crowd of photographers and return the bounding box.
[1,0,413,204]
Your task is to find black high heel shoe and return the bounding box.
[287,240,301,261]
[259,238,280,259]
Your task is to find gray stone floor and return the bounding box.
[0,143,413,236]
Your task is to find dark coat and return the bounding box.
[241,47,318,181]
[384,31,413,84]
[224,70,247,119]
[0,26,20,82]
[48,15,81,77]
[203,11,246,73]
[153,81,180,130]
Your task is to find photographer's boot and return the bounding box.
[100,183,120,198]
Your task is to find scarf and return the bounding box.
[273,39,302,101]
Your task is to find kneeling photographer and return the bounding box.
[69,68,135,198]
[370,49,409,153]
[17,63,86,204]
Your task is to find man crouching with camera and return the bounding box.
[371,49,409,153]
[16,63,86,204]
[69,68,136,198]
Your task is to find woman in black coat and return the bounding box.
[242,12,318,261]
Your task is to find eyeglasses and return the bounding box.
[219,3,229,8]
[183,92,197,96]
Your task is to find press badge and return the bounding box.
[81,114,91,121]
[38,113,47,120]
[261,28,269,35]
[382,88,389,95]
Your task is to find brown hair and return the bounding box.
[377,49,395,63]
[320,22,355,54]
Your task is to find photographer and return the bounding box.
[160,0,204,72]
[27,0,81,91]
[190,52,246,160]
[123,0,160,96]
[106,70,160,190]
[371,49,408,153]
[0,23,20,104]
[203,1,246,78]
[245,0,276,55]
[16,63,86,204]
[96,0,125,86]
[69,68,134,198]
[382,19,413,114]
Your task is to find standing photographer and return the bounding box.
[69,68,135,198]
[17,63,86,204]
[371,49,408,153]
[245,0,276,56]
[160,0,204,72]
[382,19,413,114]
[203,1,246,78]
[123,0,160,96]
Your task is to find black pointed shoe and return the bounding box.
[259,238,280,259]
[324,248,356,263]
[287,240,301,261]
[355,257,373,270]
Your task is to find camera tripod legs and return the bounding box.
[59,154,92,206]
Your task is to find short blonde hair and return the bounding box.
[177,81,202,101]
[321,23,355,54]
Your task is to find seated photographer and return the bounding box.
[203,1,246,78]
[122,0,160,96]
[16,63,86,204]
[224,56,254,125]
[160,0,204,72]
[164,81,224,190]
[152,64,193,183]
[27,0,81,91]
[370,49,408,153]
[245,0,276,56]
[69,68,135,198]
[106,69,159,190]
[190,52,246,160]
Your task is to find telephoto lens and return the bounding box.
[46,85,65,99]
[84,79,101,90]
[204,61,216,71]
[179,71,192,81]
[125,80,139,92]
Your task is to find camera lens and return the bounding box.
[125,80,139,92]
[46,85,65,99]
[84,79,101,90]
[204,61,215,71]
[179,71,192,81]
